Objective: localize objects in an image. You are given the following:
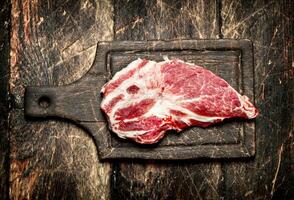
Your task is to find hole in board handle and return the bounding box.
[38,96,51,109]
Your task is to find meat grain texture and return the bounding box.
[101,59,258,144]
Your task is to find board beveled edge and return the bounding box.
[99,143,254,160]
[93,39,256,160]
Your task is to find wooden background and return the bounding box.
[0,0,293,199]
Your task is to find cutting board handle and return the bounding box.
[25,74,105,122]
[25,86,60,118]
[24,83,97,122]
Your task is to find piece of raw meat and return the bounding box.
[100,58,258,144]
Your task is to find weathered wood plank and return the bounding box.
[9,0,113,199]
[115,0,220,40]
[111,0,224,199]
[10,110,111,199]
[221,0,294,199]
[0,0,10,199]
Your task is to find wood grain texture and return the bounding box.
[221,0,294,199]
[111,0,224,199]
[5,0,293,199]
[9,0,113,199]
[0,0,10,199]
[114,0,220,40]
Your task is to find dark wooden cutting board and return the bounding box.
[24,39,256,160]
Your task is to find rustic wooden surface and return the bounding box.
[0,0,292,199]
[25,39,256,160]
[221,0,294,199]
[0,0,10,199]
[9,0,113,199]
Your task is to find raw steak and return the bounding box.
[100,58,258,144]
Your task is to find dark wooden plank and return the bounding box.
[111,0,224,199]
[114,0,220,40]
[9,0,113,199]
[0,0,10,199]
[221,0,294,199]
